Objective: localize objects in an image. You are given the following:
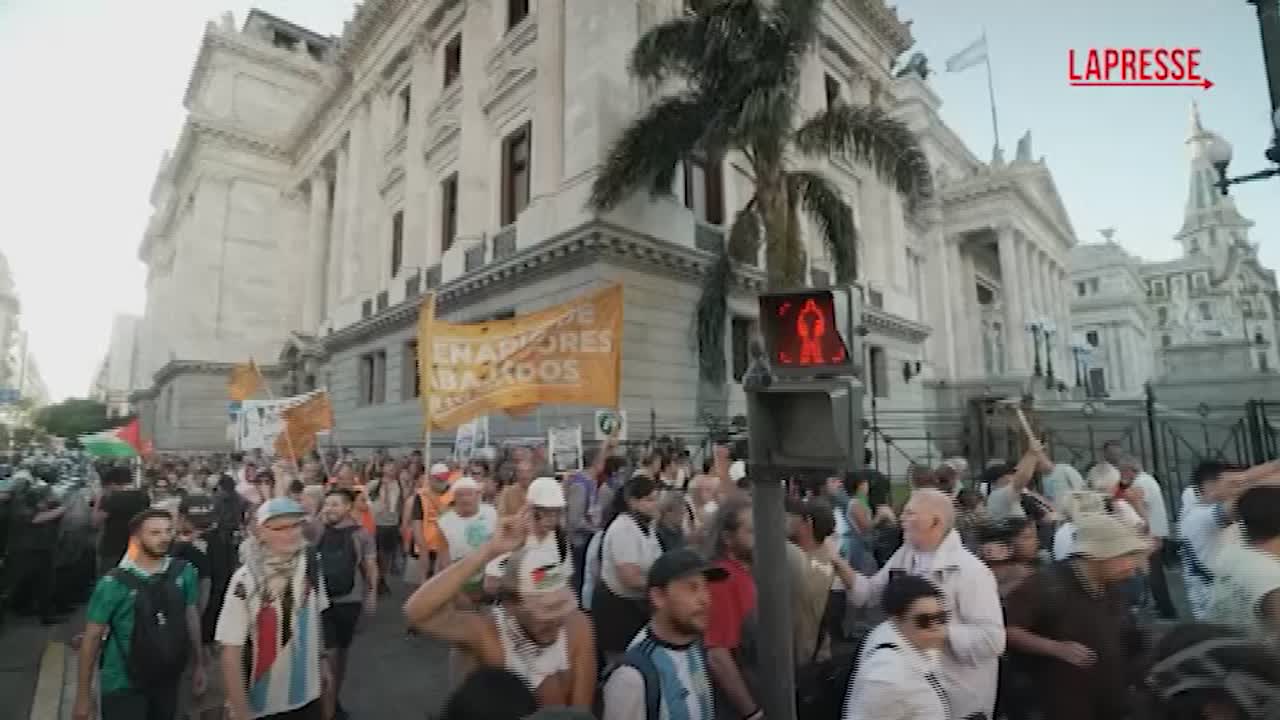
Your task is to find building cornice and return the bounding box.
[864,307,931,343]
[151,359,285,388]
[320,220,768,354]
[183,22,330,112]
[941,169,1075,251]
[837,0,914,59]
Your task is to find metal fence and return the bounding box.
[864,386,1280,516]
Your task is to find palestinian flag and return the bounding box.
[80,419,143,458]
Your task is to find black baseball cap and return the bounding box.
[647,548,729,588]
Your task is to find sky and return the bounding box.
[0,0,1276,403]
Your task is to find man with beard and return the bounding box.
[703,496,759,720]
[218,498,331,720]
[315,488,378,720]
[600,547,726,720]
[73,509,206,720]
[404,513,597,710]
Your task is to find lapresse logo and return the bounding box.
[1069,48,1213,89]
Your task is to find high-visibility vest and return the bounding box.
[418,486,454,552]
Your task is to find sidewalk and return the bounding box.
[0,610,81,720]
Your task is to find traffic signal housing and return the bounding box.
[745,377,865,476]
[757,287,863,380]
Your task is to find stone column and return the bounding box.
[341,103,369,300]
[326,146,348,315]
[999,226,1027,372]
[1056,265,1071,379]
[938,236,961,378]
[303,172,331,332]
[404,42,435,271]
[531,0,565,200]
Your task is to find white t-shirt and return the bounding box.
[440,504,497,564]
[601,628,713,720]
[1207,541,1280,638]
[1180,498,1231,619]
[1132,473,1170,538]
[985,484,1025,520]
[601,514,662,598]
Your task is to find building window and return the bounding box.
[390,210,404,278]
[1162,334,1172,347]
[1088,367,1107,397]
[1260,352,1270,372]
[731,316,753,382]
[1189,238,1200,254]
[1243,300,1253,317]
[868,346,889,399]
[1157,306,1168,326]
[358,350,387,405]
[403,341,420,400]
[1076,282,1087,297]
[683,153,724,225]
[1152,281,1166,297]
[443,35,462,88]
[1086,330,1099,347]
[824,73,841,108]
[868,289,884,309]
[398,85,412,129]
[272,30,297,51]
[502,124,532,226]
[1198,302,1211,321]
[1088,277,1099,293]
[1193,273,1207,289]
[508,0,530,29]
[441,173,459,253]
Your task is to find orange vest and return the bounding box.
[351,483,376,535]
[418,486,454,552]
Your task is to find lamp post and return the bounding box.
[1043,321,1058,389]
[1211,0,1280,193]
[1026,320,1044,377]
[1070,332,1091,394]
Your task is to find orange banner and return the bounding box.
[418,285,623,430]
[273,391,334,459]
[227,360,261,402]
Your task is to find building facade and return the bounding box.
[1070,103,1280,400]
[90,314,143,418]
[134,1,1078,454]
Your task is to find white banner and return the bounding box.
[234,391,324,453]
[547,425,583,472]
[452,416,490,461]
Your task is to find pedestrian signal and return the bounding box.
[758,288,862,379]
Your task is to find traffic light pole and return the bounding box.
[748,460,797,720]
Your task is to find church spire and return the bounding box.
[1177,102,1251,258]
[1188,99,1207,143]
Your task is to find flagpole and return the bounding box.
[982,28,1002,155]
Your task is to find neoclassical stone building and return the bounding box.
[1070,103,1280,401]
[132,1,1078,453]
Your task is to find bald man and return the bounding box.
[841,489,1004,720]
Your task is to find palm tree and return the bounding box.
[590,0,934,383]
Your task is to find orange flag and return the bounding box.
[274,391,334,459]
[228,360,262,402]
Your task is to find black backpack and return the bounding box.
[108,559,191,688]
[318,525,359,596]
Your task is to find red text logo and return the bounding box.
[1068,48,1212,89]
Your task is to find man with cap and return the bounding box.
[1004,512,1152,720]
[437,476,496,596]
[411,462,455,578]
[218,498,332,720]
[404,512,597,710]
[484,477,572,594]
[600,547,726,720]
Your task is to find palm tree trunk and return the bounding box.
[759,177,806,290]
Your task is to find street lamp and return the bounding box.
[1042,320,1058,389]
[1026,320,1044,377]
[1212,0,1280,193]
[1070,332,1091,393]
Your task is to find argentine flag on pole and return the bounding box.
[945,34,988,73]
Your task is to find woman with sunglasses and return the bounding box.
[844,574,953,720]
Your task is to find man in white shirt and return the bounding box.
[1207,485,1280,642]
[845,489,1004,719]
[1118,457,1177,618]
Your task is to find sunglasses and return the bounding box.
[911,611,950,629]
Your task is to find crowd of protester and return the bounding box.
[5,431,1280,720]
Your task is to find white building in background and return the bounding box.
[0,253,21,394]
[1070,103,1280,399]
[89,314,143,418]
[133,2,1077,452]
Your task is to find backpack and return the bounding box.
[108,559,191,688]
[317,525,359,597]
[593,643,664,720]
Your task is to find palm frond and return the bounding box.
[589,93,712,211]
[788,170,857,282]
[727,198,761,264]
[792,104,934,204]
[768,0,823,73]
[629,14,708,87]
[727,84,796,161]
[694,242,732,383]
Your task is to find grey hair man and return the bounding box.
[841,488,1005,719]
